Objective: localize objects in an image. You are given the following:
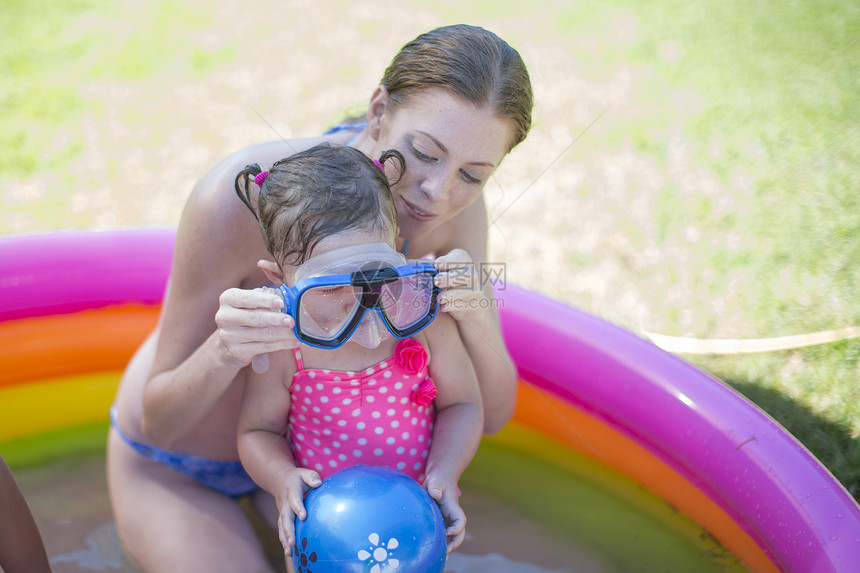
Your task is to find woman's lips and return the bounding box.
[401,197,437,222]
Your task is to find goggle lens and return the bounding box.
[283,264,438,348]
[378,273,435,331]
[297,285,362,342]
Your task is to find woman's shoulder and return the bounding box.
[187,137,332,217]
[206,138,328,186]
[175,134,360,281]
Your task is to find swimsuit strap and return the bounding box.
[292,347,305,371]
[323,121,368,148]
[323,121,368,135]
[401,239,409,257]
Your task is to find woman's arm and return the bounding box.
[141,154,299,447]
[433,201,517,434]
[237,350,320,554]
[420,314,484,552]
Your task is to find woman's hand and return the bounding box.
[214,287,300,372]
[433,249,489,322]
[274,468,322,555]
[424,473,466,553]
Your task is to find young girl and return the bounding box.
[234,143,483,562]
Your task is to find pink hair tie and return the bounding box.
[372,159,385,172]
[254,170,269,187]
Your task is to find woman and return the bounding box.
[108,24,533,572]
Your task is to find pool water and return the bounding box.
[460,436,748,572]
[10,430,748,573]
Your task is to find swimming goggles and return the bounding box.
[279,243,439,349]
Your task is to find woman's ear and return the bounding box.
[367,85,390,141]
[257,259,286,286]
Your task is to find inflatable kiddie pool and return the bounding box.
[1,228,859,572]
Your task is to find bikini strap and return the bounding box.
[323,121,367,148]
[323,121,368,135]
[291,347,305,371]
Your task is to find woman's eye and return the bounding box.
[411,145,436,163]
[460,170,482,184]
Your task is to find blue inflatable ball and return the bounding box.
[292,465,447,573]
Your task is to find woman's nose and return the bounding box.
[418,170,449,203]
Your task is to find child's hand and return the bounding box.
[274,468,322,555]
[425,474,466,553]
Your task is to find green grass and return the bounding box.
[604,0,860,496]
[638,0,860,333]
[2,0,858,504]
[0,0,234,179]
[1,0,95,176]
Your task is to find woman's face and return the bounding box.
[369,88,514,240]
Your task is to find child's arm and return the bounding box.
[420,312,484,552]
[0,456,51,573]
[237,350,321,555]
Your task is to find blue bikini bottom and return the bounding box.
[110,407,258,498]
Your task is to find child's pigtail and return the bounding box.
[377,149,406,186]
[234,163,265,221]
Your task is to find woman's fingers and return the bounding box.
[434,250,474,287]
[220,287,283,311]
[214,287,299,367]
[215,300,291,331]
[434,250,487,318]
[251,354,269,374]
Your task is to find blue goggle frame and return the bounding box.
[279,262,439,349]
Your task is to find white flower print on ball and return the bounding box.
[357,532,400,572]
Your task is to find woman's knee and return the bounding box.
[108,434,273,571]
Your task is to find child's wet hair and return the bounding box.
[235,143,403,267]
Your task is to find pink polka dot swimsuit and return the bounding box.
[288,339,436,482]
